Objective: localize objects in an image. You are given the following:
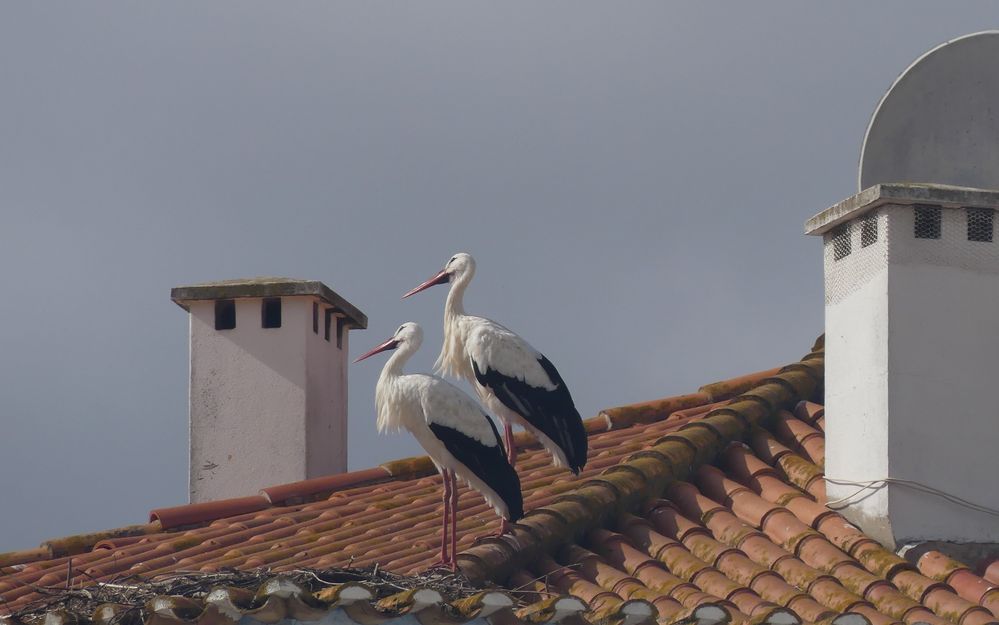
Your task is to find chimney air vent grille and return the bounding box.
[914,205,942,239]
[967,207,994,242]
[823,209,888,306]
[825,203,999,307]
[861,213,878,247]
[833,224,852,260]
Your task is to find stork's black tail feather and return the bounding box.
[493,456,525,521]
[474,355,590,476]
[536,356,588,474]
[562,404,588,475]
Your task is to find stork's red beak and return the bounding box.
[353,337,400,363]
[402,269,450,299]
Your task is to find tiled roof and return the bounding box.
[3,335,999,625]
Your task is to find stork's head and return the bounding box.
[402,252,476,298]
[354,322,423,362]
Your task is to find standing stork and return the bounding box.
[354,322,523,570]
[403,253,588,475]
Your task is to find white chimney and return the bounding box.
[171,278,367,503]
[806,184,999,547]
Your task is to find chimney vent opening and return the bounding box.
[261,297,282,328]
[832,224,852,260]
[967,207,994,242]
[324,308,333,342]
[215,299,236,331]
[336,317,347,349]
[914,205,942,239]
[312,302,319,334]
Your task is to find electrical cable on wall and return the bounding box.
[825,477,999,517]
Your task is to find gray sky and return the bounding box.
[0,3,995,551]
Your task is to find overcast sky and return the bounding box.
[0,3,995,552]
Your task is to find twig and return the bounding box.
[510,571,555,592]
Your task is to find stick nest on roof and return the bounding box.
[5,566,485,624]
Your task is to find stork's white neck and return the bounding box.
[445,271,470,319]
[436,271,473,378]
[374,339,419,434]
[380,340,417,379]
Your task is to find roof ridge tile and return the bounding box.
[698,368,786,403]
[600,392,715,428]
[260,467,394,505]
[150,496,270,530]
[7,523,166,565]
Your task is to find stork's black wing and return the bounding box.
[428,420,524,521]
[473,355,588,474]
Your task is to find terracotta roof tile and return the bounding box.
[3,336,996,625]
[983,562,999,587]
[792,402,824,429]
[918,551,999,616]
[770,412,826,469]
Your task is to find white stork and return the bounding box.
[354,322,523,570]
[403,252,588,475]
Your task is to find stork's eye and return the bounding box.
[397,325,406,335]
[448,255,458,265]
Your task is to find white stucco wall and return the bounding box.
[824,204,999,546]
[887,266,999,543]
[188,296,348,503]
[824,209,894,545]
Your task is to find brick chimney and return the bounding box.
[171,278,367,503]
[806,183,999,547]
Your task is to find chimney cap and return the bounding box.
[804,182,999,236]
[171,277,367,329]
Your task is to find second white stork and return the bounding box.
[354,322,523,570]
[403,252,588,474]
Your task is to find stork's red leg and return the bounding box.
[503,422,517,467]
[498,422,516,538]
[448,471,459,571]
[442,470,453,562]
[432,470,452,567]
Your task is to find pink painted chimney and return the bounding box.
[172,278,367,503]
